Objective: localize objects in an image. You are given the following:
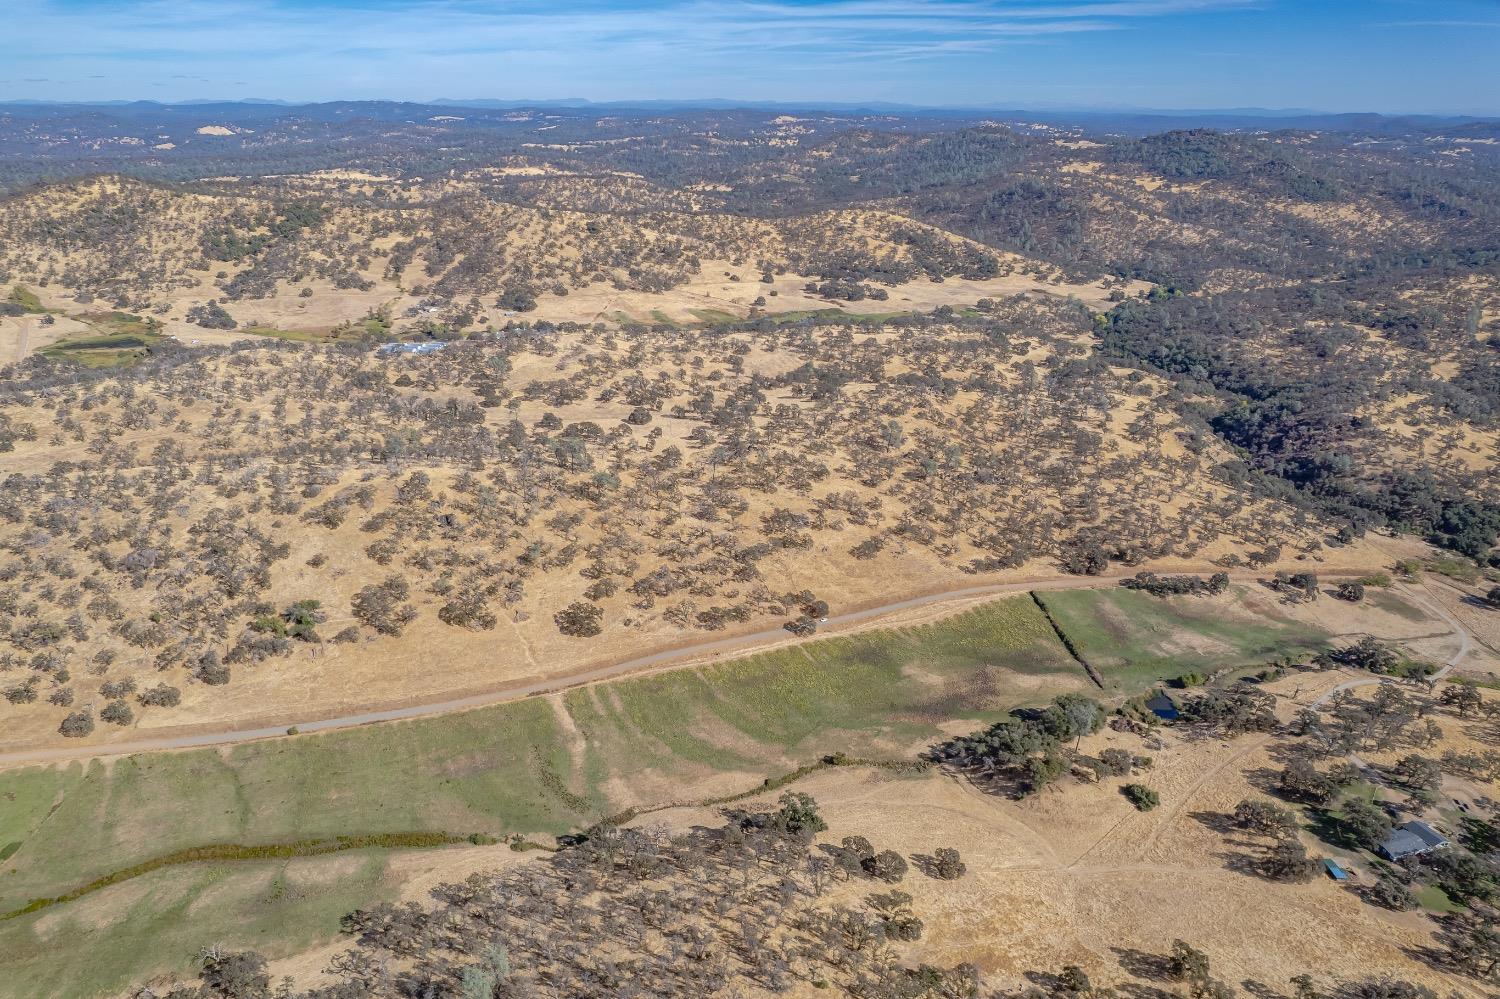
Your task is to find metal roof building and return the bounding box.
[1377,820,1449,862]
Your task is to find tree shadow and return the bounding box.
[909,853,941,879]
[1022,969,1067,994]
[1400,942,1455,978]
[1348,881,1403,910]
[1304,809,1365,852]
[1241,978,1287,999]
[815,843,846,861]
[1264,740,1327,767]
[1111,947,1173,982]
[1116,982,1178,999]
[1242,765,1291,797]
[1189,809,1238,835]
[1255,577,1313,606]
[928,760,1031,800]
[1211,848,1268,879]
[1459,815,1500,853]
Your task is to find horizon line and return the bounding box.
[1,97,1498,119]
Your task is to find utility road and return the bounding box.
[0,568,1379,769]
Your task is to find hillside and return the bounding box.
[0,298,1356,750]
[3,112,1500,751]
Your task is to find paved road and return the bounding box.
[0,568,1372,769]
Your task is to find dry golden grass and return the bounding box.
[259,682,1472,997]
[0,306,1372,752]
[0,174,1067,338]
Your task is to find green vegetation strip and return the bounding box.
[43,334,152,351]
[603,754,931,827]
[1029,590,1104,688]
[38,314,166,369]
[701,756,930,808]
[1,832,467,922]
[3,756,928,923]
[239,325,325,343]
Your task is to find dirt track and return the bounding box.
[1063,578,1472,874]
[0,569,1376,770]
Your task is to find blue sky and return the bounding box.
[3,0,1497,112]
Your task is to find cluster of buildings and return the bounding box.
[376,341,447,357]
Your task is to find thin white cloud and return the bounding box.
[7,0,1254,57]
[1372,19,1500,28]
[0,0,1253,100]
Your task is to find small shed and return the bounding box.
[1323,858,1351,881]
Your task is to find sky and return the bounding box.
[2,0,1498,113]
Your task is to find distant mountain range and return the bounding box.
[1,97,1495,135]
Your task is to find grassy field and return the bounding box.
[38,312,165,367]
[565,594,1080,792]
[1037,586,1330,690]
[1414,883,1459,914]
[0,697,573,916]
[688,307,741,325]
[7,285,45,313]
[0,589,1339,998]
[2,851,394,999]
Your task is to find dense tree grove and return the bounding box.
[932,694,1113,795]
[1097,287,1500,559]
[1120,571,1229,597]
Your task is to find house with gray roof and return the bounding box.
[1377,820,1449,862]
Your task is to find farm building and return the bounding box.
[1323,858,1351,881]
[1377,820,1450,862]
[376,341,447,356]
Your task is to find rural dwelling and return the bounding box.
[377,341,447,357]
[1377,820,1450,862]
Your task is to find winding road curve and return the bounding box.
[1309,580,1471,709]
[1315,581,1473,787]
[0,568,1379,770]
